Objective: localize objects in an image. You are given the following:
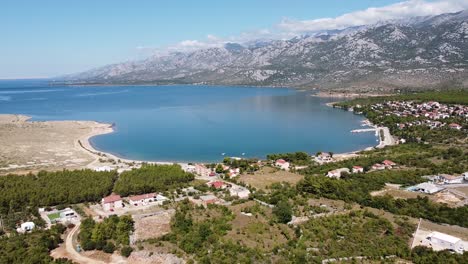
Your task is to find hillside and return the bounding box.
[63,10,468,92]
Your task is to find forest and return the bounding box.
[0,169,117,229]
[0,224,72,264]
[113,164,195,196]
[78,215,134,255]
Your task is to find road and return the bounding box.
[64,223,107,264]
[376,127,396,148]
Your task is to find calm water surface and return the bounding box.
[0,79,376,162]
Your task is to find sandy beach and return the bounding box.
[0,114,115,175]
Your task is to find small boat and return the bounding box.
[221,153,226,156]
[241,153,245,156]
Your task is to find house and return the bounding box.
[228,168,240,178]
[128,193,157,206]
[18,222,35,233]
[426,232,466,253]
[208,181,229,189]
[317,152,333,163]
[382,160,397,168]
[371,163,386,171]
[275,159,290,170]
[199,194,219,206]
[413,182,443,194]
[463,172,468,181]
[102,194,123,211]
[195,164,212,177]
[326,168,350,179]
[59,209,77,220]
[438,174,464,184]
[94,166,112,172]
[449,123,462,130]
[352,166,364,173]
[229,186,251,199]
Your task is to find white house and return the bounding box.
[414,182,443,194]
[19,222,35,232]
[463,172,468,181]
[94,166,113,172]
[448,123,462,130]
[352,166,364,174]
[228,168,240,178]
[275,159,290,170]
[128,193,157,206]
[316,152,333,163]
[102,194,123,211]
[438,174,464,184]
[427,232,466,253]
[229,186,251,199]
[59,209,77,220]
[371,163,386,171]
[326,168,350,179]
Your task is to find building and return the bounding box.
[462,172,468,181]
[275,159,290,170]
[317,152,333,163]
[228,168,240,178]
[199,194,219,206]
[438,174,464,184]
[382,160,397,168]
[208,181,229,189]
[128,193,157,206]
[229,186,251,199]
[352,166,364,173]
[94,166,113,172]
[19,222,35,232]
[413,182,443,194]
[449,123,462,130]
[326,168,350,179]
[59,209,77,220]
[426,232,466,253]
[195,164,212,177]
[102,194,123,211]
[371,163,386,171]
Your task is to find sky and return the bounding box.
[1,0,467,79]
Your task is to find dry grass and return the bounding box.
[226,201,294,251]
[133,209,175,241]
[238,166,304,189]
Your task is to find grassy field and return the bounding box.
[238,166,304,189]
[47,212,60,221]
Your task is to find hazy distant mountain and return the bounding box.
[63,10,468,91]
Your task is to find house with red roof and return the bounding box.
[352,166,364,173]
[382,160,397,168]
[128,193,157,206]
[275,159,290,170]
[207,181,230,189]
[102,194,123,211]
[449,123,462,130]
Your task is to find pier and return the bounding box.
[350,128,376,133]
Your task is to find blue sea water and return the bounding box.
[0,79,376,162]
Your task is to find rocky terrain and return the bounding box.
[62,10,468,92]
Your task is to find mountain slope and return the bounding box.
[64,10,468,91]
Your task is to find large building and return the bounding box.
[427,232,466,253]
[102,194,123,211]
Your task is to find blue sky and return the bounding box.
[1,0,467,78]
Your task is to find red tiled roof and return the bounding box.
[382,160,396,166]
[128,193,156,201]
[210,181,225,189]
[276,159,287,164]
[103,194,122,204]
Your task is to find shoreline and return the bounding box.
[1,102,395,173]
[313,91,394,99]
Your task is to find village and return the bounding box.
[366,100,467,131]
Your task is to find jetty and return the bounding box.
[351,128,376,133]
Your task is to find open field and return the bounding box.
[0,114,112,175]
[133,209,175,241]
[238,166,304,189]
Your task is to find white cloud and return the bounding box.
[278,0,468,33]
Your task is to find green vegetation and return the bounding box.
[0,224,71,264]
[113,164,194,196]
[161,200,263,263]
[222,157,260,174]
[0,169,117,229]
[279,210,412,262]
[79,215,134,254]
[266,151,311,166]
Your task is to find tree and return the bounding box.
[273,200,292,224]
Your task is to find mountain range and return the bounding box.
[62,10,468,92]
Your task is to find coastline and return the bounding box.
[313,91,394,99]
